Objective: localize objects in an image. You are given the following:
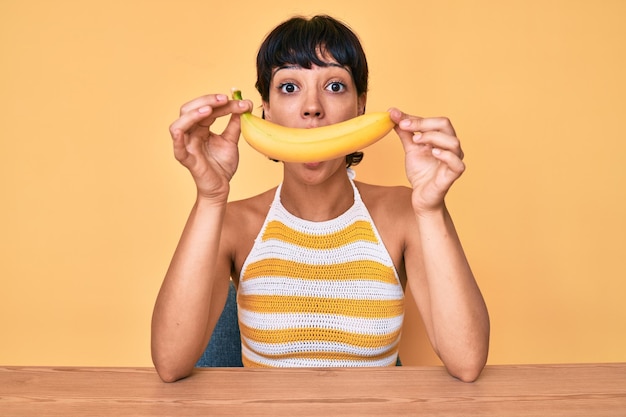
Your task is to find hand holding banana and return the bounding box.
[232,90,395,163]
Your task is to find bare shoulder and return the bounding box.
[223,187,276,237]
[222,187,277,274]
[355,181,414,218]
[355,181,416,241]
[355,181,415,286]
[225,188,275,219]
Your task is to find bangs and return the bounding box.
[256,15,368,101]
[264,23,356,70]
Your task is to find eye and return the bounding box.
[278,83,298,94]
[326,82,346,93]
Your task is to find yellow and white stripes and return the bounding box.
[238,181,404,367]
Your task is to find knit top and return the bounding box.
[237,178,405,367]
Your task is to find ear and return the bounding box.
[358,93,367,115]
[262,101,271,120]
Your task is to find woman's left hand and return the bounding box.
[390,108,466,214]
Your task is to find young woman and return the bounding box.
[152,15,489,383]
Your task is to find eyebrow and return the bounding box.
[272,62,348,77]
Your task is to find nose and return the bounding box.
[304,109,322,117]
[302,91,323,119]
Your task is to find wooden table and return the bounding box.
[1,364,625,416]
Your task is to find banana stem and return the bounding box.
[232,89,243,101]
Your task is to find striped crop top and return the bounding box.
[237,178,405,367]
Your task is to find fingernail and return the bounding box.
[198,106,211,114]
[400,119,412,128]
[413,132,422,142]
[432,147,441,155]
[216,94,227,101]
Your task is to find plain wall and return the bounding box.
[2,0,625,366]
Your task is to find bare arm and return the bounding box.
[151,94,251,382]
[405,205,489,382]
[151,198,231,382]
[391,109,490,382]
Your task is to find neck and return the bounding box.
[280,171,354,221]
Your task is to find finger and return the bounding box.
[179,94,229,116]
[169,103,222,137]
[169,105,214,137]
[171,126,190,163]
[431,147,466,176]
[185,98,253,134]
[414,130,464,160]
[388,109,418,149]
[389,108,425,134]
[411,116,450,134]
[220,100,253,143]
[402,117,456,137]
[390,108,456,136]
[388,107,412,125]
[172,94,231,134]
[390,108,435,155]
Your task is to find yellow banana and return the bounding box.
[232,90,394,163]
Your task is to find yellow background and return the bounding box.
[2,0,625,367]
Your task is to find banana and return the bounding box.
[232,90,394,163]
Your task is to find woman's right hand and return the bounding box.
[168,93,253,200]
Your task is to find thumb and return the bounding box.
[221,100,252,143]
[389,108,418,152]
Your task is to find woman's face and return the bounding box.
[262,57,366,129]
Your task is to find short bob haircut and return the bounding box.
[255,15,369,167]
